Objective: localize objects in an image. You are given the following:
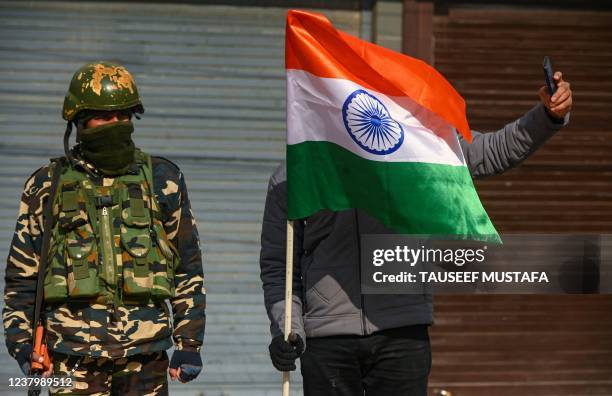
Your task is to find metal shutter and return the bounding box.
[0,2,364,394]
[430,6,612,395]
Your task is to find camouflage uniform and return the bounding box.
[2,62,206,395]
[50,351,168,395]
[3,154,205,394]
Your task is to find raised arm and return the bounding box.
[461,72,572,178]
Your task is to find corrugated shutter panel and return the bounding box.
[0,2,363,394]
[430,7,612,395]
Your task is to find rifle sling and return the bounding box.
[31,159,63,359]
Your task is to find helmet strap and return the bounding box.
[63,121,75,165]
[64,121,97,178]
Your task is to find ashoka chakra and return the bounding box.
[342,89,404,155]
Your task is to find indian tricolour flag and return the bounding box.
[285,10,499,241]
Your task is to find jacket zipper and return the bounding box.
[100,206,115,288]
[354,209,367,335]
[100,205,122,322]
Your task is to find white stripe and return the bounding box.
[287,69,465,166]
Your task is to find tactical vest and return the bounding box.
[44,150,178,306]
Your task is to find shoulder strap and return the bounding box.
[143,152,162,220]
[133,148,148,166]
[31,158,64,337]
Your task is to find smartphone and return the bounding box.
[543,56,557,96]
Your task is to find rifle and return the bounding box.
[28,159,62,395]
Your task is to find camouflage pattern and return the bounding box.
[44,150,178,303]
[50,350,168,395]
[3,153,206,360]
[62,61,144,121]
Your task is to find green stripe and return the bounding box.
[287,141,499,242]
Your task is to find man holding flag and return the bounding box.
[260,10,572,396]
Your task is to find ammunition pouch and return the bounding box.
[43,150,177,304]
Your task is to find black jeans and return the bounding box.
[300,325,431,396]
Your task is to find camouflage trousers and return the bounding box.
[49,350,168,395]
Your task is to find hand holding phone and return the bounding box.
[538,57,572,119]
[543,56,557,96]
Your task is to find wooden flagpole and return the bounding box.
[282,220,295,396]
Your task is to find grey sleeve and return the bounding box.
[461,103,569,179]
[259,163,306,343]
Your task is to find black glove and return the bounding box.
[268,333,304,372]
[15,344,33,375]
[169,350,202,382]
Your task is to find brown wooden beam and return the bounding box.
[402,0,434,65]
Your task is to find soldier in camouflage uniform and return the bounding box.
[3,61,206,395]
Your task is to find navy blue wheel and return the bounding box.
[342,90,404,155]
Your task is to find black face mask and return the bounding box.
[77,121,135,176]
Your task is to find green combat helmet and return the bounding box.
[61,61,144,170]
[62,61,144,121]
